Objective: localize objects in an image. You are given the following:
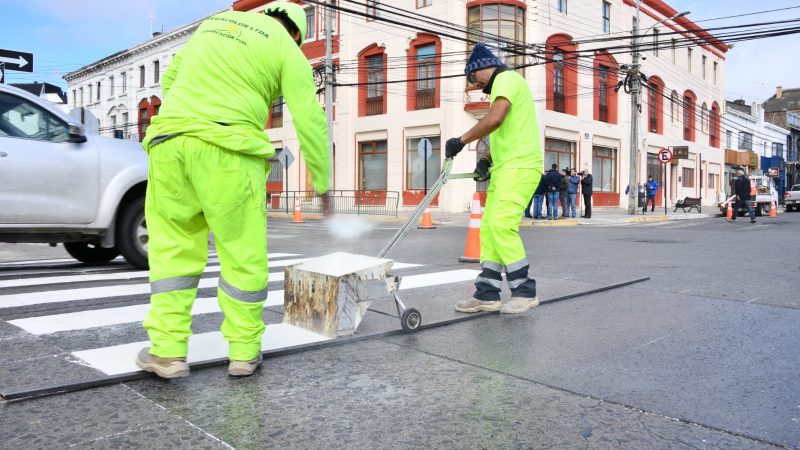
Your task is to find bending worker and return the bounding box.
[136,3,330,378]
[445,43,543,314]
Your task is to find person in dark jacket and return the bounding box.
[559,169,569,217]
[543,164,562,219]
[567,168,579,218]
[580,170,593,218]
[643,175,659,213]
[730,169,756,223]
[524,174,545,219]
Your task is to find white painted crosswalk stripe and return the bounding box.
[9,268,475,335]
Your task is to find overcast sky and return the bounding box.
[2,0,798,104]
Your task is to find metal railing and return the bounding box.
[415,89,435,110]
[554,92,565,113]
[366,97,383,116]
[599,103,609,123]
[267,190,400,216]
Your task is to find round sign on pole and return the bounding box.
[658,148,672,164]
[417,138,432,161]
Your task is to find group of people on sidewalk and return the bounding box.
[524,164,594,220]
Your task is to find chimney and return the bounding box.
[776,86,783,99]
[152,31,162,37]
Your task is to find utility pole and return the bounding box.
[627,0,642,215]
[324,0,335,188]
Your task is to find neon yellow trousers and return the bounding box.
[474,168,540,301]
[143,136,268,361]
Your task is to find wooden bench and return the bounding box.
[674,197,701,213]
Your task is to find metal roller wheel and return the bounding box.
[401,308,422,332]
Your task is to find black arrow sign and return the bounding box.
[0,49,34,73]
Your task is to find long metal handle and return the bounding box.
[378,158,476,259]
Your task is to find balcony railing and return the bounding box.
[683,125,691,141]
[415,88,435,110]
[366,96,383,116]
[599,104,609,123]
[649,114,658,132]
[554,91,565,113]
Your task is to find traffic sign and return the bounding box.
[417,138,432,161]
[278,146,295,168]
[657,148,673,164]
[0,49,33,73]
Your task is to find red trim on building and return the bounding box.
[545,34,577,116]
[710,101,721,148]
[464,101,490,111]
[592,50,618,125]
[593,192,620,207]
[683,89,696,142]
[406,33,442,111]
[357,44,387,117]
[647,75,664,135]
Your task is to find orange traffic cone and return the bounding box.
[769,200,778,218]
[417,207,437,229]
[726,202,733,220]
[291,198,304,223]
[459,193,482,263]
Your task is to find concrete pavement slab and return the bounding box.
[385,285,800,447]
[125,339,774,449]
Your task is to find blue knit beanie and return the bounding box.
[465,43,503,75]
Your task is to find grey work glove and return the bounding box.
[445,137,465,159]
[474,158,491,182]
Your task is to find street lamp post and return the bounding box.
[627,2,689,215]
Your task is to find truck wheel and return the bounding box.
[755,205,763,217]
[116,197,149,270]
[64,242,120,265]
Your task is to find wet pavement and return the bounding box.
[1,212,799,448]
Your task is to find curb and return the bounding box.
[625,215,669,223]
[520,220,580,227]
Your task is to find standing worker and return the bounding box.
[580,170,593,218]
[444,43,542,314]
[643,175,659,213]
[136,3,331,379]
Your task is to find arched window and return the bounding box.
[407,33,442,111]
[358,44,387,117]
[670,90,679,123]
[467,3,526,69]
[683,90,696,142]
[137,98,150,141]
[593,50,618,124]
[546,34,577,115]
[647,76,664,134]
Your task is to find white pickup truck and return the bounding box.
[0,83,149,268]
[785,184,800,212]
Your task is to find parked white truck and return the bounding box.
[0,84,149,268]
[718,173,780,217]
[785,184,800,212]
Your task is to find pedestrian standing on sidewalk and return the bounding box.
[543,164,562,220]
[567,168,579,218]
[444,43,542,314]
[580,170,593,218]
[729,169,756,223]
[559,169,569,218]
[523,174,545,219]
[135,3,331,379]
[643,175,659,213]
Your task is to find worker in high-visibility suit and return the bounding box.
[445,43,543,314]
[135,3,330,378]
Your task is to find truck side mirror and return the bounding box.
[67,123,87,143]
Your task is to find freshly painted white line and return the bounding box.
[72,323,331,376]
[9,267,467,335]
[0,256,125,266]
[0,254,302,289]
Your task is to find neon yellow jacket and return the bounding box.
[143,10,330,193]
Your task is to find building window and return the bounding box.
[557,0,567,14]
[653,29,659,57]
[79,87,84,106]
[269,96,283,128]
[592,146,617,192]
[647,153,664,188]
[682,167,695,188]
[305,6,315,41]
[554,52,565,113]
[687,48,692,73]
[671,39,677,63]
[406,136,441,190]
[121,72,127,93]
[602,1,611,33]
[366,54,384,116]
[546,34,577,115]
[594,52,618,124]
[366,0,379,20]
[772,142,784,158]
[417,0,431,8]
[598,65,608,122]
[710,103,720,148]
[154,60,160,84]
[96,82,101,101]
[139,108,148,138]
[545,138,576,171]
[701,55,707,80]
[670,90,679,123]
[701,103,708,134]
[726,130,732,148]
[683,92,696,141]
[359,140,388,190]
[415,43,436,110]
[88,84,93,103]
[467,4,526,70]
[713,61,718,85]
[109,76,114,97]
[648,78,663,134]
[72,90,76,106]
[139,65,145,88]
[121,112,128,133]
[738,132,752,150]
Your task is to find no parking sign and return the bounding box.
[658,148,672,164]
